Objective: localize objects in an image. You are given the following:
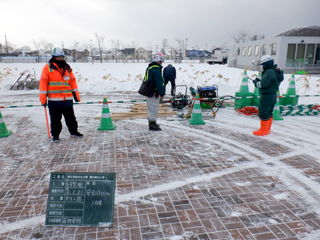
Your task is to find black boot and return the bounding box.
[149,120,162,131]
[171,88,174,96]
[52,136,60,142]
[71,132,84,138]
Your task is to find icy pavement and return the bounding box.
[0,91,320,240]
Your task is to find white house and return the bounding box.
[135,47,152,60]
[228,36,320,73]
[212,47,228,58]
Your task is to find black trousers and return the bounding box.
[49,107,78,137]
[164,78,176,95]
[258,93,277,120]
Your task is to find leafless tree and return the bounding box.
[3,35,15,53]
[81,43,90,51]
[6,42,15,53]
[20,45,32,51]
[131,41,138,48]
[110,39,123,63]
[94,33,105,63]
[31,39,41,52]
[39,38,48,52]
[194,44,200,50]
[131,41,139,61]
[161,39,169,54]
[46,43,54,53]
[230,29,251,43]
[146,42,153,60]
[175,38,185,62]
[250,33,265,41]
[73,41,79,50]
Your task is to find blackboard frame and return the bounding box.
[45,172,116,227]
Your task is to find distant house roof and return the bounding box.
[0,53,20,57]
[136,47,147,51]
[276,26,320,37]
[187,48,206,51]
[121,48,135,55]
[212,47,228,52]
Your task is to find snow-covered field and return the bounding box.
[1,62,320,239]
[1,62,320,99]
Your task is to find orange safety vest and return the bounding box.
[39,62,80,106]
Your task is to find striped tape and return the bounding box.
[192,109,202,114]
[0,95,319,109]
[103,103,109,108]
[101,113,111,118]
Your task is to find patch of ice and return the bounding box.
[0,215,45,234]
[268,219,278,224]
[236,181,252,186]
[231,212,242,217]
[273,192,288,199]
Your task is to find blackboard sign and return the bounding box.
[45,172,116,227]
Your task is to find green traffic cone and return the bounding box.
[281,73,299,106]
[273,91,283,121]
[98,97,115,130]
[0,111,12,138]
[238,70,250,93]
[235,70,253,109]
[252,72,261,107]
[189,94,205,125]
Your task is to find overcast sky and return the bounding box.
[1,0,319,51]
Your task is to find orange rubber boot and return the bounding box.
[268,118,273,133]
[253,120,270,136]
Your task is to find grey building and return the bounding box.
[228,36,320,73]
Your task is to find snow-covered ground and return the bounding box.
[1,62,320,239]
[1,62,320,99]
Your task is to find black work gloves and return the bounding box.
[253,78,261,88]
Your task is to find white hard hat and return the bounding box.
[260,55,273,65]
[52,47,65,57]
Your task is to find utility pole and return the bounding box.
[5,34,8,53]
[89,39,92,56]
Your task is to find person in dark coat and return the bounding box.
[145,52,165,131]
[163,64,176,96]
[252,55,283,136]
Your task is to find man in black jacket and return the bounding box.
[163,64,176,96]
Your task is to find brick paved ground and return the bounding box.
[0,92,320,240]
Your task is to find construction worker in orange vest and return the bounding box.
[39,47,83,142]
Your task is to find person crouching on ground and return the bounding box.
[39,47,83,142]
[145,52,165,131]
[252,55,283,136]
[163,64,176,96]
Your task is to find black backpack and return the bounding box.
[274,67,284,82]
